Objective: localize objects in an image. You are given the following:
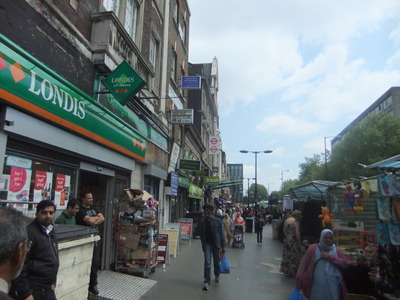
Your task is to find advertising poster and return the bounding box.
[8,167,32,202]
[54,174,71,207]
[160,227,179,258]
[33,171,53,203]
[157,234,169,265]
[178,218,193,240]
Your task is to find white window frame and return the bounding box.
[172,0,178,23]
[103,0,120,14]
[171,51,177,81]
[149,35,158,68]
[124,0,138,40]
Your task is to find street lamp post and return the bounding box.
[243,177,255,206]
[324,136,341,180]
[281,170,290,193]
[240,149,273,205]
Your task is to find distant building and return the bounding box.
[332,87,400,148]
[227,164,244,203]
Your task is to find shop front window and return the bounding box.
[1,153,77,217]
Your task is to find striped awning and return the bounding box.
[366,154,400,170]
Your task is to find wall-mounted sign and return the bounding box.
[205,176,220,186]
[181,76,201,89]
[0,35,146,161]
[208,136,221,155]
[171,109,194,124]
[103,60,146,106]
[170,172,178,196]
[179,159,200,171]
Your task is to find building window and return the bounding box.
[172,0,178,24]
[125,0,138,40]
[179,22,186,45]
[171,51,177,81]
[149,35,158,68]
[103,0,120,14]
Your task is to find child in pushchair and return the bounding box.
[232,224,245,248]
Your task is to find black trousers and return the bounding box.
[256,229,263,243]
[90,243,100,287]
[32,288,56,300]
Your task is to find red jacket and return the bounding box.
[295,244,349,300]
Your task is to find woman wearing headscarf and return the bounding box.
[233,212,245,226]
[280,210,302,277]
[296,229,349,300]
[222,213,233,246]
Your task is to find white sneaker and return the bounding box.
[215,275,220,282]
[203,283,209,290]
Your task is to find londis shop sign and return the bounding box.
[102,60,146,106]
[0,34,146,161]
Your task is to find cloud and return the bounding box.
[256,113,320,136]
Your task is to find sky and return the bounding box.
[187,0,400,197]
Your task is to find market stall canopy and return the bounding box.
[365,154,400,171]
[209,179,243,190]
[289,180,340,201]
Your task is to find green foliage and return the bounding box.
[248,183,269,200]
[298,154,325,183]
[298,113,400,183]
[329,113,400,181]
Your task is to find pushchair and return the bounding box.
[231,224,245,248]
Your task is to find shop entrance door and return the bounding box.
[78,167,114,270]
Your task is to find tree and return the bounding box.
[282,178,300,196]
[298,154,324,184]
[328,113,400,181]
[248,183,268,201]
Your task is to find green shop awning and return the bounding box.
[210,179,243,190]
[189,183,203,200]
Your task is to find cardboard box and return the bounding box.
[118,247,133,261]
[131,248,149,260]
[125,233,141,250]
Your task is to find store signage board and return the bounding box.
[171,109,194,124]
[189,183,203,200]
[161,223,180,258]
[179,159,200,171]
[178,218,193,244]
[103,61,146,106]
[170,172,178,195]
[0,34,146,161]
[205,176,220,186]
[6,155,32,169]
[181,76,201,89]
[157,234,169,265]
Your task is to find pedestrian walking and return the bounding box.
[10,200,59,300]
[198,203,225,291]
[254,211,265,244]
[280,210,302,277]
[222,213,233,246]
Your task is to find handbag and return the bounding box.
[287,288,304,300]
[219,254,230,274]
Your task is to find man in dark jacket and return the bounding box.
[10,200,59,300]
[0,207,29,300]
[198,203,225,291]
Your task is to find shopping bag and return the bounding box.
[219,254,230,274]
[287,288,304,300]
